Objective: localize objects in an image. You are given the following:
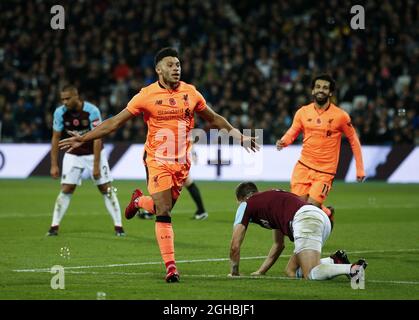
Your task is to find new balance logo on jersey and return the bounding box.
[155,100,163,105]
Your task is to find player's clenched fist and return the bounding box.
[276,139,285,151]
[50,165,60,179]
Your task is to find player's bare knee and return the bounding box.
[156,203,172,215]
[298,194,309,202]
[285,267,296,278]
[98,183,111,194]
[61,184,76,194]
[303,269,313,280]
[307,197,321,208]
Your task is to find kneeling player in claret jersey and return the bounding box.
[229,182,367,281]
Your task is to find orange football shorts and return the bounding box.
[290,161,334,204]
[144,156,190,200]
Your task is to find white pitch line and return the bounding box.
[0,210,226,219]
[12,256,268,273]
[63,270,419,286]
[2,203,419,219]
[12,248,419,273]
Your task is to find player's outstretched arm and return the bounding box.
[341,114,365,182]
[197,106,260,153]
[251,229,285,276]
[93,139,102,179]
[59,109,134,152]
[275,138,286,151]
[229,224,247,277]
[276,109,303,151]
[50,130,61,179]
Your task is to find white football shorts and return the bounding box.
[292,205,331,254]
[61,150,113,186]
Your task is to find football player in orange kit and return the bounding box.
[59,47,259,283]
[276,74,365,218]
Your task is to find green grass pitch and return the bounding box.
[0,178,418,300]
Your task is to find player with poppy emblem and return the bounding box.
[59,48,259,282]
[276,74,365,219]
[47,85,125,237]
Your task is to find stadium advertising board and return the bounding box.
[0,144,417,182]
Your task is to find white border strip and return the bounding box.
[13,248,419,273]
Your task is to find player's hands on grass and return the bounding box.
[50,165,60,179]
[59,130,85,152]
[241,135,260,153]
[276,139,286,151]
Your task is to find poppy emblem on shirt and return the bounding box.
[153,176,159,188]
[316,118,321,124]
[169,98,176,106]
[183,95,189,107]
[73,119,80,126]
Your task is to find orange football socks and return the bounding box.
[155,218,176,271]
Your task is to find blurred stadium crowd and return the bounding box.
[0,0,418,144]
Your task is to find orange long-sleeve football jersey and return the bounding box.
[281,102,365,176]
[126,81,207,162]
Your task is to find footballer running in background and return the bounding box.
[185,142,208,220]
[276,74,365,218]
[47,85,125,237]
